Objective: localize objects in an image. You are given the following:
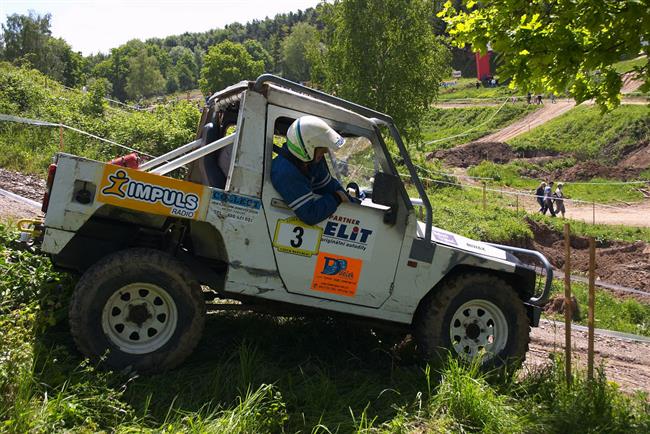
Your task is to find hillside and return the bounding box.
[0,63,199,174]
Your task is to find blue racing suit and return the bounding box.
[271,144,346,225]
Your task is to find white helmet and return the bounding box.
[286,116,344,162]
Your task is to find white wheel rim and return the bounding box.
[101,283,178,354]
[449,299,508,362]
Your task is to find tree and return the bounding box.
[199,40,264,94]
[281,22,319,82]
[125,48,165,100]
[243,39,273,72]
[321,0,450,140]
[176,51,197,90]
[440,0,650,109]
[1,12,84,87]
[1,12,51,61]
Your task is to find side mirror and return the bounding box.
[372,172,400,207]
[372,172,400,224]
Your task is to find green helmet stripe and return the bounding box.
[295,118,309,157]
[287,138,308,159]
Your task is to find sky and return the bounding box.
[0,0,321,55]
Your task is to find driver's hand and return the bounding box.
[335,190,350,203]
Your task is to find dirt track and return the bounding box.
[475,101,576,143]
[527,320,650,395]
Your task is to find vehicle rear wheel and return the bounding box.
[69,248,205,373]
[413,273,529,370]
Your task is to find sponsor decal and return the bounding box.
[211,190,261,223]
[311,253,362,297]
[273,217,323,257]
[432,230,457,246]
[321,214,374,257]
[97,166,205,220]
[431,227,506,260]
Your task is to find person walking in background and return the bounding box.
[527,92,532,104]
[535,181,546,213]
[554,182,566,218]
[550,92,556,103]
[543,181,556,216]
[536,94,543,104]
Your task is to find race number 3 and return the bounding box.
[273,217,322,257]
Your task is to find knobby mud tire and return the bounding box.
[69,248,205,373]
[413,273,530,371]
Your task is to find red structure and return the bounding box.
[475,51,492,81]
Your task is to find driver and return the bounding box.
[271,116,352,225]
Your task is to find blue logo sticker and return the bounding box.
[212,191,261,210]
[321,257,348,275]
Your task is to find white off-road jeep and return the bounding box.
[28,75,552,373]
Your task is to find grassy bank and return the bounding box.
[509,105,650,160]
[1,224,648,432]
[0,63,200,175]
[467,160,646,203]
[411,182,650,244]
[421,104,539,151]
[545,280,650,336]
[438,78,518,100]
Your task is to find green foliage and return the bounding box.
[613,56,648,75]
[509,105,650,160]
[467,162,644,203]
[439,77,519,100]
[281,22,319,82]
[422,104,539,151]
[1,12,85,87]
[0,218,648,432]
[543,280,650,336]
[320,0,451,141]
[528,212,650,244]
[0,62,200,174]
[199,40,264,94]
[125,49,166,100]
[441,0,650,109]
[521,357,650,433]
[430,357,527,433]
[243,39,273,72]
[83,77,109,115]
[424,185,533,244]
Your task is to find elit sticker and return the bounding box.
[311,252,362,297]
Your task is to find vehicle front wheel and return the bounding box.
[69,248,205,373]
[413,273,530,370]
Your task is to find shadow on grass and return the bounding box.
[33,311,428,432]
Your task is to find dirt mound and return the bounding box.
[544,295,581,320]
[617,141,650,170]
[428,141,516,167]
[525,218,650,292]
[554,161,643,182]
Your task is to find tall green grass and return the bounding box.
[0,62,200,175]
[1,223,649,432]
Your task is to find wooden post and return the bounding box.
[516,194,519,213]
[564,223,572,385]
[592,201,595,225]
[482,182,486,211]
[59,124,64,151]
[587,236,596,380]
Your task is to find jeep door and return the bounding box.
[261,105,407,308]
